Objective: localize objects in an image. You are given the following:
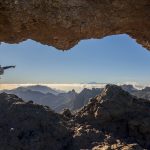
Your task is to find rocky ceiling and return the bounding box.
[0,0,150,50]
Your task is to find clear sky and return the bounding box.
[0,34,150,84]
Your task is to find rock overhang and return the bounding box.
[0,0,150,50]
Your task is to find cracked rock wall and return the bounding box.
[0,0,150,50]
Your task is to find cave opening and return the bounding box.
[0,1,150,149]
[0,34,150,91]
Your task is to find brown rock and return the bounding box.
[0,1,150,50]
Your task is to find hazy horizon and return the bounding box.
[0,82,147,92]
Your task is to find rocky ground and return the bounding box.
[0,85,149,150]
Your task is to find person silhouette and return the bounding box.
[0,65,15,75]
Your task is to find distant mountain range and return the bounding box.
[87,82,99,84]
[0,85,76,112]
[120,84,150,100]
[9,85,64,95]
[131,86,150,100]
[121,84,138,93]
[0,85,102,112]
[1,84,150,113]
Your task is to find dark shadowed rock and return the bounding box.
[0,93,72,150]
[62,108,73,119]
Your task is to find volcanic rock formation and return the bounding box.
[0,85,150,150]
[0,0,150,50]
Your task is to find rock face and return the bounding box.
[0,85,150,150]
[0,1,150,50]
[0,93,72,150]
[75,85,150,149]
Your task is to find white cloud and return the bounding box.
[0,82,149,92]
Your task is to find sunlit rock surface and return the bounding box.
[0,0,150,50]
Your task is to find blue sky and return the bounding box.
[0,34,150,84]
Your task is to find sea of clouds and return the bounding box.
[0,82,148,92]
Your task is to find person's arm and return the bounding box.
[3,66,15,70]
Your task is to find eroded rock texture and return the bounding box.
[0,0,150,50]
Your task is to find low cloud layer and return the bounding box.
[0,83,147,92]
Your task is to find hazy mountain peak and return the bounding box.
[10,85,64,95]
[121,84,137,92]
